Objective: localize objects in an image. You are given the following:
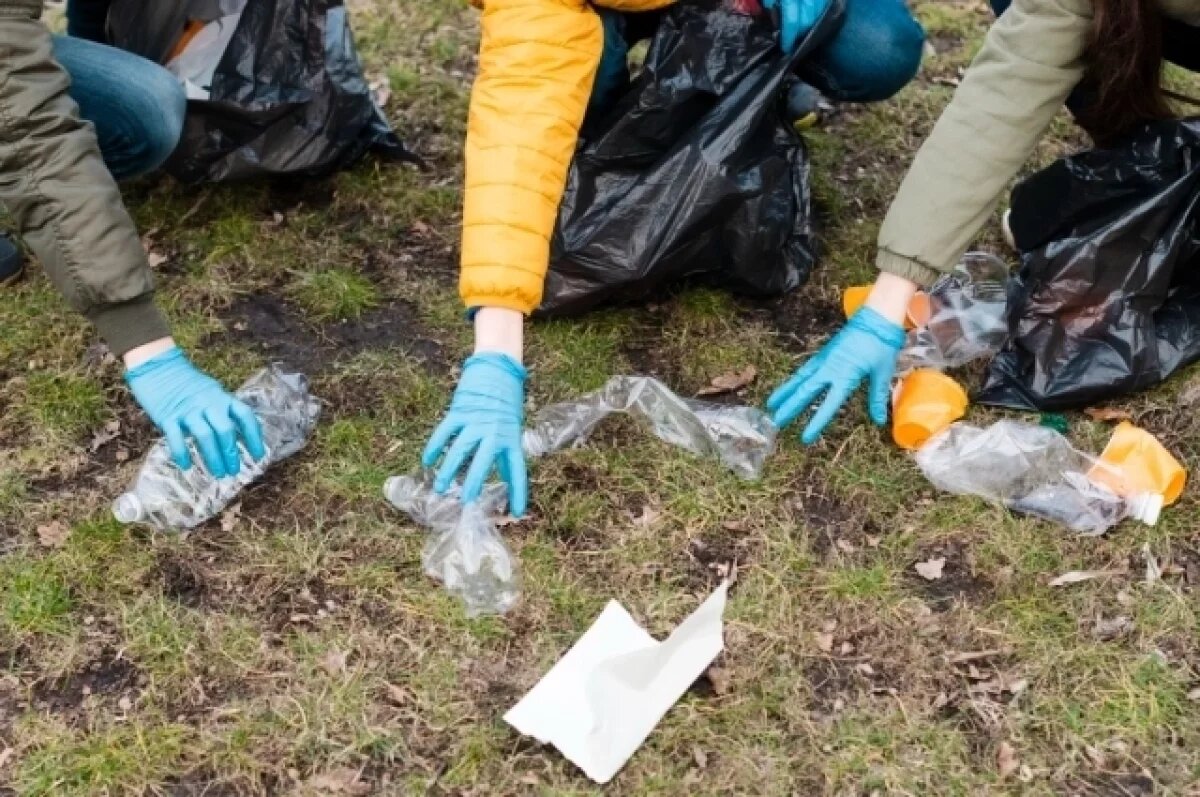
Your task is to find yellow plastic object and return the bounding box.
[1089,422,1187,506]
[892,369,969,451]
[842,286,931,330]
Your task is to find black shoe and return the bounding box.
[0,235,23,286]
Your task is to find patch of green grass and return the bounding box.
[823,563,897,603]
[119,598,203,689]
[15,720,190,797]
[291,269,381,321]
[0,557,72,636]
[22,371,105,439]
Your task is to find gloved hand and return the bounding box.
[762,0,832,53]
[422,352,528,517]
[125,347,266,478]
[767,307,906,444]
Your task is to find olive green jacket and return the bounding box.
[0,0,169,355]
[877,0,1200,287]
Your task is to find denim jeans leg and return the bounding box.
[52,35,187,181]
[800,0,926,103]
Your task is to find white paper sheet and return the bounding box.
[504,581,729,783]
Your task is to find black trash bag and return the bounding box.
[537,0,842,316]
[977,118,1200,411]
[107,0,416,183]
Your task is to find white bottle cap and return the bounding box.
[1127,493,1164,527]
[112,493,144,524]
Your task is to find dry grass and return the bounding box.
[1,1,1199,794]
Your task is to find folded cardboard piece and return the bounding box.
[504,582,730,784]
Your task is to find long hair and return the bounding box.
[1077,0,1172,144]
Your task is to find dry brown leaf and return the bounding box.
[835,538,857,554]
[692,745,709,769]
[1091,615,1134,641]
[914,557,946,581]
[1049,569,1121,587]
[997,741,1019,779]
[219,503,242,534]
[321,648,348,678]
[814,632,834,653]
[385,683,408,705]
[696,365,757,397]
[89,419,122,452]
[36,520,70,549]
[118,695,133,711]
[948,649,1010,665]
[705,665,731,695]
[306,767,370,795]
[633,505,662,528]
[1084,406,1133,423]
[412,220,432,236]
[146,252,168,269]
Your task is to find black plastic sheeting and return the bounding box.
[538,0,843,316]
[977,118,1200,411]
[108,0,415,183]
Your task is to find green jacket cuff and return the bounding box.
[876,249,945,289]
[86,296,172,358]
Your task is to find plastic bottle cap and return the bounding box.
[112,493,144,524]
[1127,493,1164,527]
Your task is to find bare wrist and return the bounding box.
[473,307,524,363]
[865,272,921,327]
[123,337,176,370]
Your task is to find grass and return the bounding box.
[1,1,1199,794]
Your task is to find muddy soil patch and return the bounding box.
[741,292,842,356]
[686,528,755,590]
[907,541,993,612]
[32,651,139,713]
[222,294,443,374]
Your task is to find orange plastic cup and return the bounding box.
[843,286,931,330]
[1088,422,1187,506]
[891,369,969,451]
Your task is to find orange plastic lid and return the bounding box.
[1089,421,1187,505]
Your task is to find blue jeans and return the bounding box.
[593,0,925,111]
[51,35,186,180]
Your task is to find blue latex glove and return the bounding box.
[422,352,529,517]
[762,0,832,53]
[125,347,266,478]
[767,307,906,444]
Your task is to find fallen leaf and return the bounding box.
[697,365,757,397]
[1091,615,1134,641]
[1084,407,1133,423]
[36,521,70,549]
[1049,569,1121,587]
[219,503,242,534]
[1187,687,1200,702]
[914,557,946,581]
[839,641,855,655]
[722,519,748,532]
[1084,744,1107,768]
[0,748,11,770]
[704,665,731,695]
[89,419,122,452]
[932,692,951,710]
[385,683,408,705]
[115,449,130,463]
[814,632,834,653]
[411,220,432,236]
[948,649,1010,665]
[146,252,168,270]
[855,662,875,677]
[321,648,348,678]
[997,741,1019,779]
[633,505,662,528]
[835,538,857,554]
[118,695,133,711]
[306,767,370,795]
[692,745,708,769]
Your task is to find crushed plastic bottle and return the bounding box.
[385,376,778,616]
[113,366,321,531]
[897,252,1010,375]
[383,474,517,618]
[914,421,1162,535]
[523,376,777,480]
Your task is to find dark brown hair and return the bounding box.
[1078,0,1172,144]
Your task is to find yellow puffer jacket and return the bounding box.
[459,0,676,314]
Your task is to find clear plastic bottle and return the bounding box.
[113,366,321,531]
[383,474,517,618]
[522,375,777,480]
[897,252,1010,374]
[914,421,1163,535]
